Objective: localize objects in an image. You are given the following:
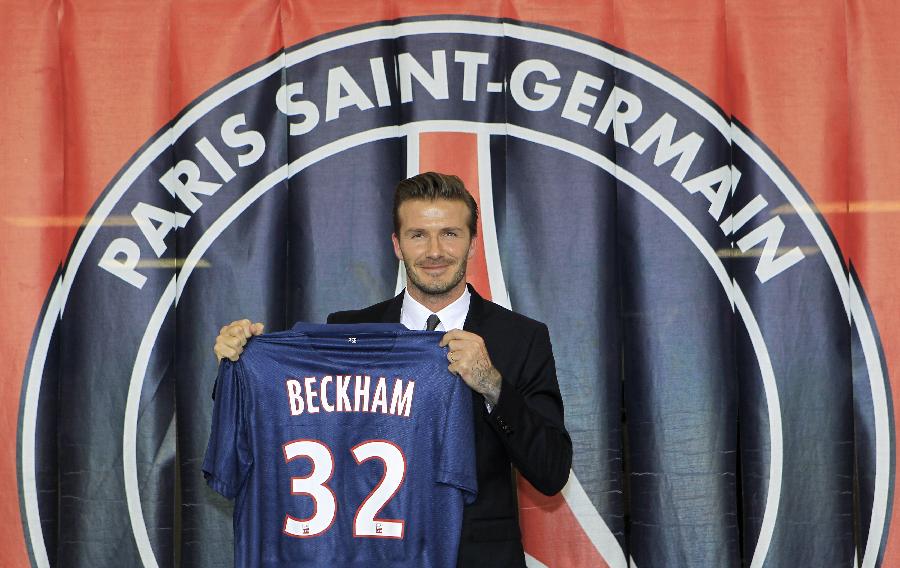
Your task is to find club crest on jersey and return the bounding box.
[19,15,891,568]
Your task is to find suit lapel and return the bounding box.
[462,284,489,418]
[381,290,404,323]
[463,283,485,334]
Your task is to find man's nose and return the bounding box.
[426,235,442,257]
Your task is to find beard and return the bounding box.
[404,255,469,297]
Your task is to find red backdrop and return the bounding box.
[2,1,899,565]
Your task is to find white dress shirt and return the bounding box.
[400,287,471,331]
[399,287,495,411]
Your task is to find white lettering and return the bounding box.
[319,375,334,412]
[561,70,605,126]
[684,165,741,220]
[276,82,320,136]
[288,375,413,416]
[454,50,489,102]
[510,59,561,112]
[221,113,265,167]
[371,377,388,414]
[398,50,449,103]
[286,379,304,416]
[354,375,370,412]
[159,160,222,213]
[326,66,375,121]
[194,137,236,182]
[131,202,189,257]
[369,57,392,107]
[736,217,805,283]
[337,375,352,411]
[595,86,643,145]
[99,238,148,289]
[631,112,704,183]
[721,194,768,236]
[389,379,415,418]
[304,376,320,413]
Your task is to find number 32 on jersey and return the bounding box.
[282,439,406,539]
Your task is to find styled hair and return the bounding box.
[392,172,479,236]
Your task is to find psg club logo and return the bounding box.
[18,16,891,568]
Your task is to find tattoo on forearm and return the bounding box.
[475,364,502,405]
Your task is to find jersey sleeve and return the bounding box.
[202,360,253,500]
[436,371,478,504]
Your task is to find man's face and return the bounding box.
[392,198,476,300]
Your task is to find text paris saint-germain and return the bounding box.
[99,47,804,291]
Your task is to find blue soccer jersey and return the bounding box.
[203,323,477,567]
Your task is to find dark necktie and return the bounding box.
[425,314,441,331]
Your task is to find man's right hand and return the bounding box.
[214,319,265,362]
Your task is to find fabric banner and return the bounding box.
[2,1,899,566]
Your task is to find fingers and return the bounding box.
[446,353,478,381]
[235,319,252,338]
[214,318,265,362]
[439,329,481,348]
[445,339,463,352]
[441,329,495,385]
[214,331,246,362]
[442,332,486,366]
[446,345,472,372]
[216,340,245,361]
[443,338,480,353]
[439,329,470,347]
[226,319,265,339]
[215,344,241,362]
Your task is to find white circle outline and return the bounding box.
[18,18,886,568]
[125,120,780,568]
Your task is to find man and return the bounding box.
[214,172,572,566]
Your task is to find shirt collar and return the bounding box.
[400,287,471,332]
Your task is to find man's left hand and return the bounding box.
[439,329,502,405]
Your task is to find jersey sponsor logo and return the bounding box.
[18,16,890,568]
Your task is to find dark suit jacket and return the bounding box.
[328,285,573,567]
